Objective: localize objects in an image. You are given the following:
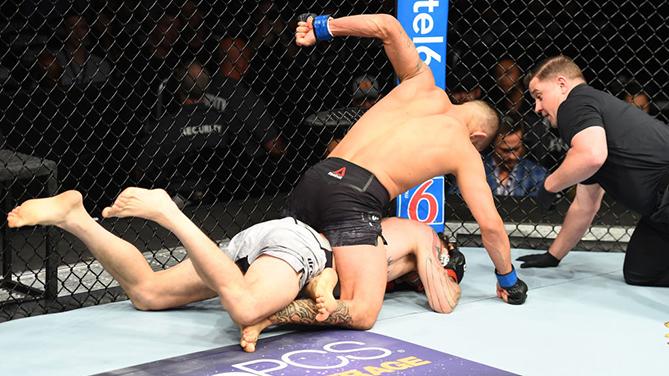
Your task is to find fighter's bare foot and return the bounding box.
[102,187,176,223]
[305,267,338,322]
[7,190,84,229]
[239,319,272,353]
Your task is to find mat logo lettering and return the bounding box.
[226,340,394,375]
[100,331,517,375]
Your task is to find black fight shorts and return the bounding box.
[284,158,390,247]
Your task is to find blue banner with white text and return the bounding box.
[396,0,448,232]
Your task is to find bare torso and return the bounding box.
[329,76,465,198]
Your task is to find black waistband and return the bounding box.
[320,157,390,202]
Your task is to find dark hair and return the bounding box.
[498,112,525,137]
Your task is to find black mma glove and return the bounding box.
[535,183,558,211]
[495,266,528,305]
[516,252,560,268]
[502,279,528,305]
[444,242,466,283]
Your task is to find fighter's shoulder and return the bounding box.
[395,72,443,96]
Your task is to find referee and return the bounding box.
[520,55,669,287]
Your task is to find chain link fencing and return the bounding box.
[0,0,666,321]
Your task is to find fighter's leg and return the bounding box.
[623,217,669,287]
[239,267,337,353]
[7,191,215,309]
[332,242,388,329]
[231,255,305,352]
[250,243,386,333]
[232,255,302,325]
[103,187,254,310]
[101,187,179,225]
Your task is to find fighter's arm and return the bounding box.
[453,144,512,274]
[296,14,433,84]
[383,218,461,313]
[544,126,607,192]
[549,183,605,259]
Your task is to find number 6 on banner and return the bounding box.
[396,176,445,233]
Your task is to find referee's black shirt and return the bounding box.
[557,83,669,216]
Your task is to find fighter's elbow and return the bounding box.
[586,149,607,171]
[479,216,505,237]
[369,14,400,41]
[430,289,461,314]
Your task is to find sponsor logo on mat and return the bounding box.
[96,330,517,376]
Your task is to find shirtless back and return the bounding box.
[322,19,497,199]
[331,78,468,198]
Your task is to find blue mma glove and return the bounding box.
[496,266,528,305]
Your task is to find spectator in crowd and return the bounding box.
[351,74,382,110]
[448,74,482,104]
[614,78,653,114]
[491,57,525,113]
[126,5,184,122]
[485,114,547,197]
[625,91,651,113]
[179,0,220,73]
[250,1,299,58]
[90,7,138,73]
[445,58,483,104]
[90,9,120,63]
[490,56,565,171]
[55,12,112,87]
[215,36,286,157]
[247,0,308,134]
[140,61,284,201]
[320,75,384,156]
[218,36,253,82]
[34,51,64,88]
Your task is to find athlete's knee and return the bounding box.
[351,314,377,330]
[222,295,263,326]
[127,282,169,311]
[348,300,382,330]
[128,293,162,311]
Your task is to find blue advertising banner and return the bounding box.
[396,176,445,227]
[96,330,517,376]
[396,0,448,232]
[397,0,448,87]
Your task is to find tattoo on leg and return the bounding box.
[269,299,354,328]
